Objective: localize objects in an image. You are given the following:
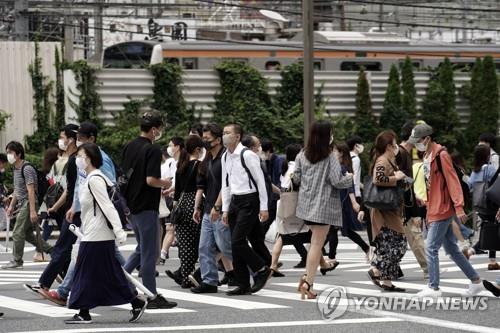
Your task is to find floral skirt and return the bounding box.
[371,227,407,280]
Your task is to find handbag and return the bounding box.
[486,172,500,206]
[479,220,500,251]
[362,159,405,211]
[472,167,489,214]
[276,183,308,235]
[170,161,198,225]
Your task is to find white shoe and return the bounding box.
[365,247,375,263]
[462,282,483,297]
[416,287,442,299]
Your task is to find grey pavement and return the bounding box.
[0,231,498,333]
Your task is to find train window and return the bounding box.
[103,42,154,69]
[166,58,179,65]
[398,60,421,70]
[298,59,324,70]
[340,61,382,71]
[451,62,473,72]
[183,58,197,69]
[227,58,248,64]
[265,61,281,70]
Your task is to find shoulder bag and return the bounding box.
[170,161,198,225]
[363,159,405,211]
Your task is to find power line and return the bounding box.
[5,18,500,60]
[344,0,500,14]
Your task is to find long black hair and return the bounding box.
[304,120,332,164]
[176,135,204,174]
[281,144,302,176]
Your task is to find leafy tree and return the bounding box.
[439,58,458,127]
[67,60,103,128]
[26,38,56,152]
[464,58,484,149]
[353,68,379,142]
[275,63,303,115]
[401,56,417,119]
[213,60,302,150]
[54,46,66,130]
[150,61,188,128]
[480,56,499,135]
[380,64,404,132]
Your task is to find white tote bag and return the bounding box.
[159,196,170,218]
[276,195,308,235]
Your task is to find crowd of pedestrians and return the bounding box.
[0,112,499,324]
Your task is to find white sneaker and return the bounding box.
[416,287,442,299]
[462,282,483,297]
[366,247,375,263]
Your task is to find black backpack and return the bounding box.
[224,148,272,208]
[44,163,68,209]
[21,163,49,205]
[87,174,130,230]
[435,149,470,208]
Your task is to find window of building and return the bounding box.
[265,61,281,70]
[182,58,197,69]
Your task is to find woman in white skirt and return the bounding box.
[65,143,147,324]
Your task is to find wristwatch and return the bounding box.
[214,205,222,212]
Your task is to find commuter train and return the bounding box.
[102,33,500,72]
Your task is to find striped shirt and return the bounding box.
[13,161,38,206]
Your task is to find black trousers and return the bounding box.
[328,227,370,259]
[281,231,310,261]
[228,193,270,288]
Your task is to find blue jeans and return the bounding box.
[58,243,126,299]
[199,213,232,286]
[123,210,160,295]
[426,217,480,290]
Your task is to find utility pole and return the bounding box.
[378,3,383,32]
[64,3,74,62]
[14,0,28,41]
[337,1,346,31]
[94,0,104,61]
[303,0,314,144]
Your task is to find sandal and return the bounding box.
[368,269,382,288]
[320,261,339,276]
[298,277,317,300]
[380,284,406,292]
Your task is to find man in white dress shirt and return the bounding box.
[221,124,272,296]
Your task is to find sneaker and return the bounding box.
[146,294,177,309]
[188,269,201,288]
[482,280,500,297]
[129,299,147,323]
[39,289,67,306]
[293,260,306,269]
[487,262,500,270]
[462,282,484,297]
[416,287,442,299]
[226,286,252,296]
[64,313,92,324]
[1,261,23,270]
[33,252,50,263]
[366,247,375,263]
[23,283,43,296]
[191,282,217,294]
[166,270,182,286]
[251,266,272,293]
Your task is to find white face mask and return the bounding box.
[153,128,162,142]
[222,134,236,147]
[75,156,88,171]
[198,148,206,161]
[356,144,364,154]
[76,140,83,148]
[393,144,399,156]
[167,146,175,157]
[415,139,428,152]
[7,153,16,165]
[58,139,68,151]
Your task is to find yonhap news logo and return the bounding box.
[316,287,489,321]
[316,287,348,321]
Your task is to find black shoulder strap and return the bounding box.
[436,148,447,175]
[87,174,113,230]
[240,148,258,191]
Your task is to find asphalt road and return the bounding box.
[0,232,499,333]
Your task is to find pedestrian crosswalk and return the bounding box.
[0,236,497,333]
